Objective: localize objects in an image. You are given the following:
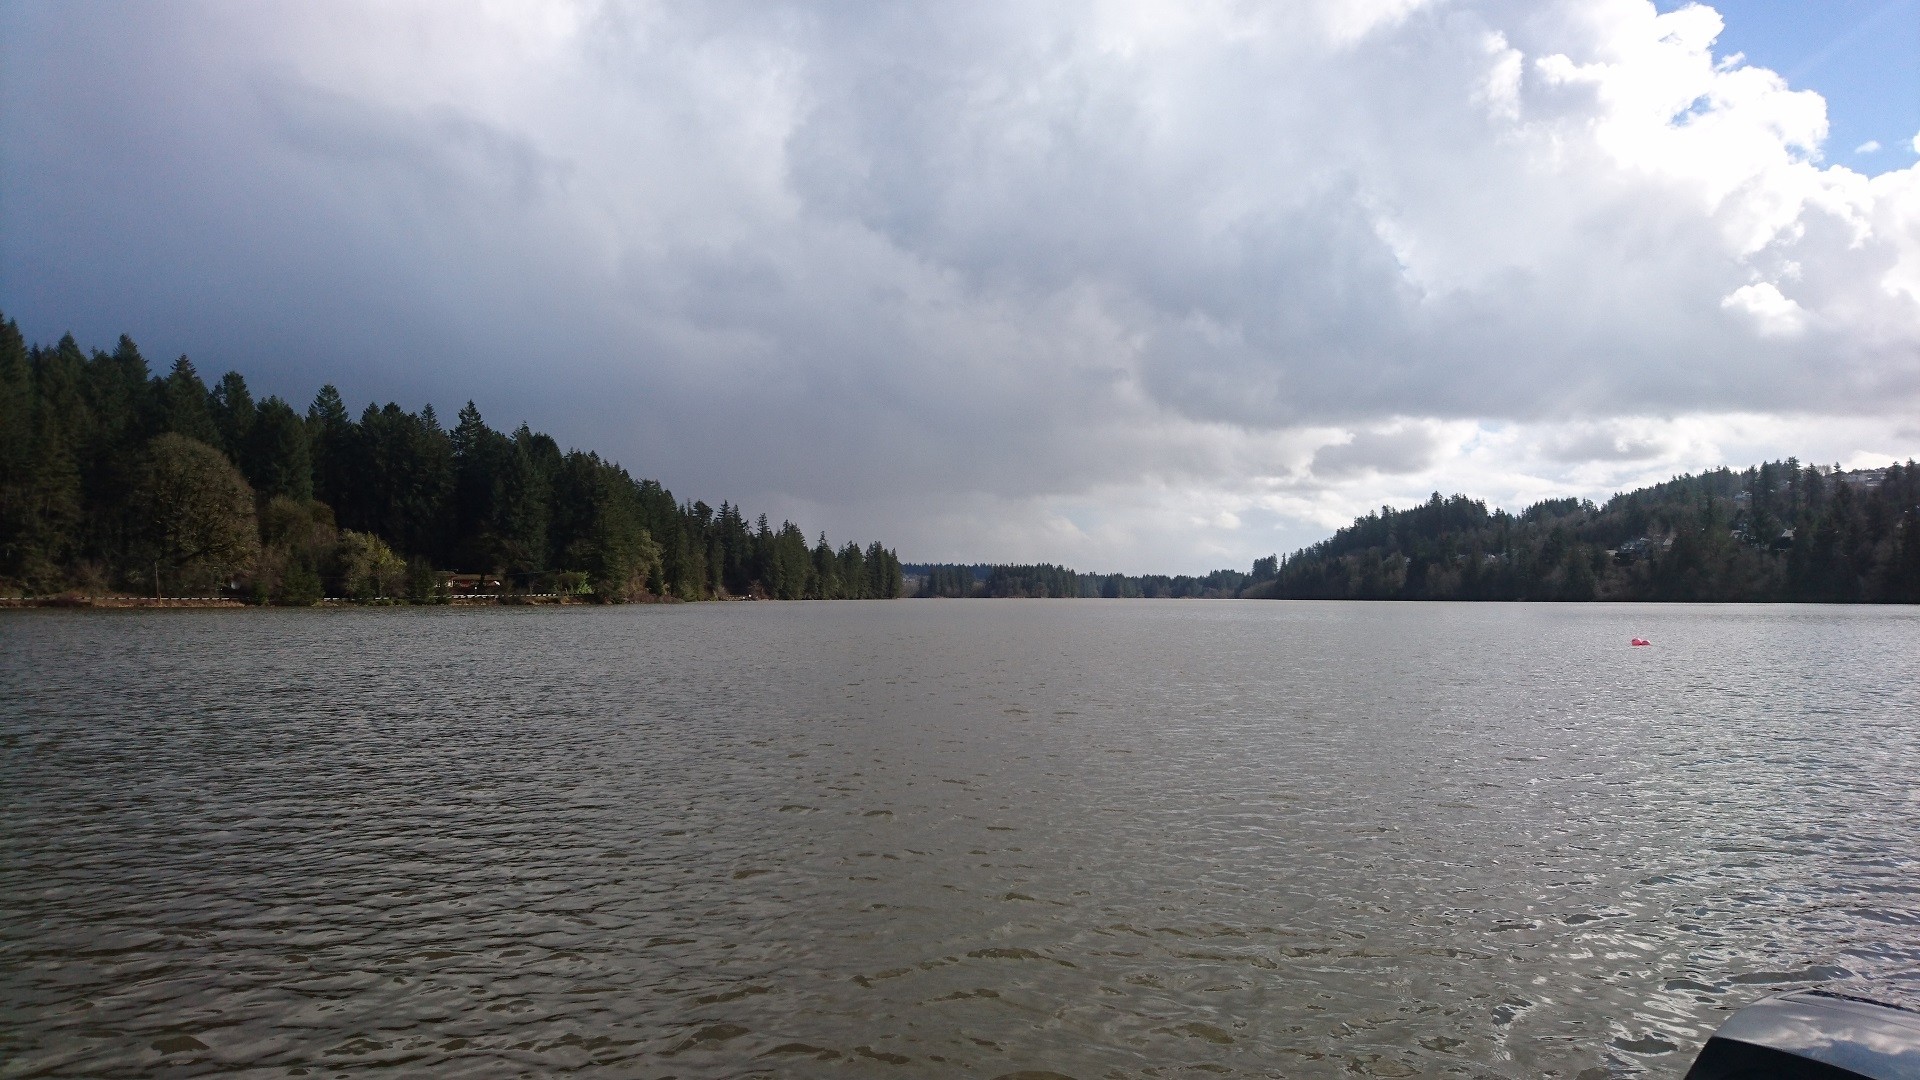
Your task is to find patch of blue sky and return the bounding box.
[1660,0,1919,172]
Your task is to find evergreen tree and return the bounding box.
[20,337,90,586]
[244,397,314,502]
[210,371,256,460]
[813,534,842,599]
[159,356,220,447]
[0,317,36,585]
[307,384,353,513]
[498,426,556,573]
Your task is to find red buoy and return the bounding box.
[1630,638,1651,647]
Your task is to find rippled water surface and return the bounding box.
[3,601,1918,1078]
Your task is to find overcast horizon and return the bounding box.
[4,0,1917,575]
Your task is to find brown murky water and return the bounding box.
[3,601,1917,1078]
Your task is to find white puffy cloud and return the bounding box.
[1721,281,1806,337]
[1,0,1916,572]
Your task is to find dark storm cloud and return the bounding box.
[260,80,567,205]
[2,0,1916,572]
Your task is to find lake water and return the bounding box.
[3,601,1917,1078]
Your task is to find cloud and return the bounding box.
[1311,425,1444,480]
[1721,281,1807,337]
[257,79,566,206]
[1857,140,1882,154]
[1539,422,1672,464]
[2,0,1917,573]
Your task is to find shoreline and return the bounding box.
[6,595,1913,610]
[0,595,600,609]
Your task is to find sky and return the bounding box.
[2,1,1917,574]
[1675,0,1918,162]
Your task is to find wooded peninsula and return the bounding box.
[0,318,903,603]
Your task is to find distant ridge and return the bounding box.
[909,462,1920,603]
[1258,463,1918,602]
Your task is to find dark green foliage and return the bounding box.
[555,451,662,601]
[985,563,1081,598]
[866,541,904,598]
[306,384,353,512]
[210,371,255,459]
[405,557,446,604]
[1263,463,1920,602]
[906,562,1252,599]
[765,520,811,599]
[244,397,314,502]
[276,560,324,606]
[905,461,1920,605]
[1089,567,1249,598]
[131,433,259,595]
[0,318,904,602]
[160,357,221,447]
[0,316,50,589]
[919,563,980,597]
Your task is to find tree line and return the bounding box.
[0,317,903,602]
[905,458,1920,605]
[904,562,1269,598]
[1259,461,1920,602]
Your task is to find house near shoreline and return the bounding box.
[445,573,505,594]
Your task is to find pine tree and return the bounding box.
[159,356,220,447]
[210,371,256,460]
[245,397,314,502]
[307,384,353,513]
[0,316,38,587]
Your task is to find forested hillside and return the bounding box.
[907,460,1920,605]
[0,318,902,602]
[1260,462,1920,603]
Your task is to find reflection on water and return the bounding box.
[2,601,1917,1078]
